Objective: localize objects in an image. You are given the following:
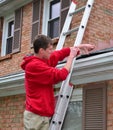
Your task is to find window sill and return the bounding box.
[0,54,12,61]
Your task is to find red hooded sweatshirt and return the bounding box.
[21,48,70,117]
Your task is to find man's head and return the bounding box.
[33,34,53,59]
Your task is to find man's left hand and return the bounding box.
[76,44,95,55]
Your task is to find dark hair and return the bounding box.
[33,34,53,53]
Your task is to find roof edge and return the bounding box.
[0,51,113,97]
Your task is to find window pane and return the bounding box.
[8,21,14,37]
[48,18,59,38]
[48,0,60,38]
[62,101,82,130]
[6,37,13,54]
[51,2,61,19]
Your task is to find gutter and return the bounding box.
[0,48,113,97]
[71,47,113,85]
[77,47,113,59]
[0,0,32,16]
[0,0,9,5]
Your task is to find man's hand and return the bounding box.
[69,47,80,58]
[76,44,95,54]
[64,44,95,72]
[64,47,80,72]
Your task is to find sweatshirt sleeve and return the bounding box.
[26,61,69,85]
[48,47,70,67]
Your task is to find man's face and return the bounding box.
[42,44,53,59]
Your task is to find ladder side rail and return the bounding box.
[74,0,94,46]
[56,0,95,106]
[56,1,77,50]
[54,0,94,110]
[49,85,73,130]
[54,59,75,113]
[49,0,95,130]
[54,0,95,124]
[54,81,73,113]
[49,60,75,130]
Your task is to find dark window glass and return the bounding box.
[6,37,13,54]
[8,21,14,37]
[48,0,60,38]
[6,20,14,54]
[48,18,59,38]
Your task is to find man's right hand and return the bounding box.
[64,47,80,72]
[69,47,80,58]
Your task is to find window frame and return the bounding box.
[1,14,14,56]
[6,20,14,54]
[42,0,61,38]
[48,0,60,38]
[42,0,50,35]
[54,87,83,129]
[42,0,70,38]
[62,88,83,130]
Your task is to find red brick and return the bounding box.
[0,0,113,129]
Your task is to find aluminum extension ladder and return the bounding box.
[49,0,94,130]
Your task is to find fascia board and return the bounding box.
[0,72,25,97]
[57,51,113,85]
[71,51,113,85]
[0,0,32,16]
[0,72,24,84]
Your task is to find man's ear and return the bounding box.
[39,48,44,54]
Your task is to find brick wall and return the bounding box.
[65,0,113,50]
[0,94,25,130]
[0,82,113,130]
[0,0,113,130]
[0,2,33,77]
[0,0,113,76]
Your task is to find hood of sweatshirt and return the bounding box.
[21,55,47,70]
[21,55,34,70]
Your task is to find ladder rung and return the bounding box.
[69,6,86,16]
[63,26,79,36]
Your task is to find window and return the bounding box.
[1,14,14,56]
[62,101,82,130]
[42,0,70,38]
[62,88,83,130]
[48,0,61,38]
[1,8,22,56]
[6,20,14,54]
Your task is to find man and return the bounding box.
[21,34,95,130]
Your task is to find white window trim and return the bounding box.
[71,88,83,102]
[42,0,52,35]
[1,14,14,56]
[54,85,82,102]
